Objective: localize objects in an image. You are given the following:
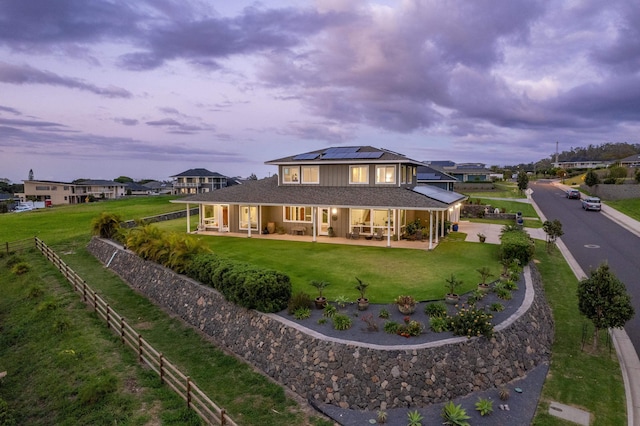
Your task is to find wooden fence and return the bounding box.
[33,237,238,426]
[2,238,34,254]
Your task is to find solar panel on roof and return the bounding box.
[412,185,463,204]
[324,147,359,155]
[292,153,320,160]
[417,173,441,180]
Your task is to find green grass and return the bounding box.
[607,198,640,222]
[531,242,626,426]
[0,196,628,425]
[201,236,500,302]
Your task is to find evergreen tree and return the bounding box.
[584,170,600,187]
[542,219,564,253]
[516,170,529,192]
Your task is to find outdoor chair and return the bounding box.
[373,229,384,241]
[351,228,360,239]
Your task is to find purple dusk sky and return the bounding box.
[1,0,639,183]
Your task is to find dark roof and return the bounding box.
[80,180,127,186]
[171,168,227,178]
[619,153,640,163]
[266,146,422,165]
[125,182,150,191]
[172,176,465,209]
[416,165,457,182]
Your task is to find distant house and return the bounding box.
[171,168,230,195]
[172,146,467,248]
[143,180,173,194]
[425,161,491,182]
[416,164,457,190]
[19,179,127,205]
[552,160,611,169]
[619,153,640,168]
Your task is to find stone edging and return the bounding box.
[87,237,554,410]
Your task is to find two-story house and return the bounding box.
[171,168,229,194]
[172,146,466,248]
[19,179,127,205]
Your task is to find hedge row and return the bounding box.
[499,228,535,265]
[187,253,291,313]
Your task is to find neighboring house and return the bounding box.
[172,146,467,247]
[143,180,173,194]
[125,181,154,195]
[619,153,640,168]
[19,179,127,205]
[552,160,612,169]
[425,161,492,182]
[416,164,457,190]
[171,168,229,194]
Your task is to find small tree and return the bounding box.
[542,219,564,252]
[584,169,600,187]
[577,263,634,350]
[516,170,529,192]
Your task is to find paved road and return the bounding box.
[530,180,640,354]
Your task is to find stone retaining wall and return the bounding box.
[87,237,554,410]
[580,183,640,201]
[120,207,199,228]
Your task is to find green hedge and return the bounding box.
[187,253,291,313]
[499,229,535,265]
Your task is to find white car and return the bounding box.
[581,196,601,211]
[13,204,34,212]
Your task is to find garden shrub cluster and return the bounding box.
[499,226,535,265]
[186,253,292,313]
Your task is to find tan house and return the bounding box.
[19,179,127,205]
[172,146,467,249]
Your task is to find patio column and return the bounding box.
[186,203,190,233]
[387,209,392,247]
[428,210,433,250]
[247,205,252,238]
[435,209,439,244]
[312,207,317,243]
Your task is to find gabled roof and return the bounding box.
[172,176,465,209]
[416,165,457,182]
[171,168,227,178]
[619,153,640,163]
[266,146,422,165]
[80,180,127,186]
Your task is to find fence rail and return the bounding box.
[2,238,35,254]
[34,237,238,426]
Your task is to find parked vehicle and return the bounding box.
[13,204,34,213]
[565,189,580,199]
[581,196,601,211]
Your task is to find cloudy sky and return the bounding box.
[1,0,639,183]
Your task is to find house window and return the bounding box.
[240,205,258,229]
[301,166,319,184]
[376,165,396,184]
[350,208,395,235]
[283,166,300,184]
[284,206,312,222]
[401,165,406,184]
[349,165,369,184]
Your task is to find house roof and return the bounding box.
[172,176,465,210]
[81,180,127,186]
[265,146,422,165]
[416,165,457,182]
[619,153,640,163]
[170,168,227,178]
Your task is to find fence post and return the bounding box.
[106,304,110,329]
[137,334,143,363]
[186,376,192,408]
[82,281,87,302]
[120,317,125,344]
[159,354,164,383]
[221,409,226,426]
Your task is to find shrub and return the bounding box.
[10,262,29,275]
[424,302,447,317]
[407,409,424,426]
[383,321,400,334]
[361,314,379,332]
[490,302,504,312]
[441,401,470,426]
[287,292,313,315]
[378,308,390,319]
[323,304,337,318]
[499,228,535,265]
[475,397,494,416]
[293,307,311,320]
[450,304,494,339]
[185,252,292,313]
[0,397,16,426]
[332,313,352,330]
[91,212,123,240]
[429,316,450,333]
[499,386,510,401]
[397,319,424,337]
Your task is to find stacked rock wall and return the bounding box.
[87,237,553,410]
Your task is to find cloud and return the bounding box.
[114,117,139,126]
[0,62,132,98]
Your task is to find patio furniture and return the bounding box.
[292,226,306,235]
[373,229,384,241]
[350,228,360,239]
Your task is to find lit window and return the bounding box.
[375,165,396,184]
[301,166,319,184]
[283,166,300,184]
[284,206,312,222]
[349,165,369,184]
[240,205,258,229]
